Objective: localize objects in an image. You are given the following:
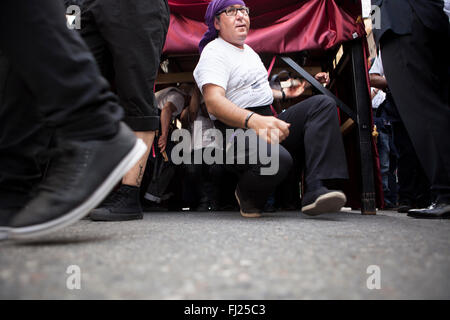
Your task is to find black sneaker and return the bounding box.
[90,185,143,221]
[301,187,346,216]
[0,123,146,240]
[0,208,19,240]
[195,198,211,212]
[263,201,276,213]
[234,186,262,218]
[397,199,414,213]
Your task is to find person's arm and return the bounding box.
[272,72,329,101]
[369,73,388,90]
[187,86,201,122]
[158,102,177,153]
[272,81,308,101]
[203,84,290,144]
[179,107,190,128]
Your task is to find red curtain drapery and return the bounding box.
[164,0,365,54]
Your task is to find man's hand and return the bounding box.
[158,134,168,153]
[203,83,289,144]
[284,80,307,99]
[247,113,290,144]
[314,72,330,85]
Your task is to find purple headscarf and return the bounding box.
[198,0,246,54]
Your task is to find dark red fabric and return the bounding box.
[165,0,365,54]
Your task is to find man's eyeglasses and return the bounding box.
[216,6,250,17]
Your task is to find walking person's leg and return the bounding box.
[82,0,170,221]
[0,0,146,239]
[0,54,53,223]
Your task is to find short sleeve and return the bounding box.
[369,55,384,76]
[165,91,185,116]
[193,45,231,93]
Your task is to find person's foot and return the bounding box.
[141,198,169,212]
[301,187,346,216]
[195,198,210,212]
[397,199,414,213]
[1,123,146,240]
[263,201,276,213]
[407,202,450,219]
[89,185,143,221]
[0,208,20,240]
[234,186,262,218]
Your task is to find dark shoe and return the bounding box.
[195,198,211,212]
[0,207,19,226]
[89,185,143,221]
[0,208,20,240]
[397,199,414,213]
[263,201,276,213]
[141,198,168,212]
[407,202,450,219]
[208,200,220,212]
[301,187,346,216]
[2,123,146,240]
[234,186,262,218]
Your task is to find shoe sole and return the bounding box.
[407,209,450,219]
[2,139,147,240]
[302,191,346,216]
[234,190,261,218]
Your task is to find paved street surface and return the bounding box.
[1,209,449,299]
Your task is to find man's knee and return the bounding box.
[314,95,336,110]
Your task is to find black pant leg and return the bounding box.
[80,0,115,85]
[0,54,52,210]
[381,11,450,201]
[214,121,293,210]
[278,95,348,191]
[0,0,122,141]
[89,0,170,131]
[234,143,293,210]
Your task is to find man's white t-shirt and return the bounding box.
[155,87,186,117]
[193,37,273,112]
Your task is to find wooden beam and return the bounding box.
[340,118,355,135]
[156,72,195,85]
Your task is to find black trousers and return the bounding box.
[0,0,123,209]
[381,10,450,202]
[216,95,348,209]
[80,0,170,131]
[393,121,430,206]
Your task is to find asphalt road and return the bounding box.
[0,209,449,299]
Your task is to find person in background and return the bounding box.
[180,86,220,211]
[373,0,450,218]
[194,0,348,218]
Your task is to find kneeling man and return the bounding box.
[193,0,349,217]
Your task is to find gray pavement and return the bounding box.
[0,209,449,299]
